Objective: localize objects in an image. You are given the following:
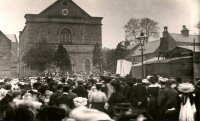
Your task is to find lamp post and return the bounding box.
[137,32,146,79]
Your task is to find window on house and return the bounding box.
[83,30,90,44]
[39,27,48,41]
[60,28,72,44]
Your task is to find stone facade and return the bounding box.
[19,0,102,77]
[0,31,18,78]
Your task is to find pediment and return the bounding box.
[39,0,91,19]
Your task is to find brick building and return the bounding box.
[19,0,102,77]
[0,31,18,78]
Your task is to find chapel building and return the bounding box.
[19,0,102,77]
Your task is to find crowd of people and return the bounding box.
[0,72,199,121]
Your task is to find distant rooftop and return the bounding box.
[5,34,18,43]
[132,40,160,56]
[170,33,199,43]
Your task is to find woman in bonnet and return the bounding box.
[178,82,196,121]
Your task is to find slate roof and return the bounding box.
[170,33,199,43]
[131,40,160,56]
[5,34,17,43]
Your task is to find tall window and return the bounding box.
[60,28,72,44]
[39,27,48,41]
[83,30,90,44]
[84,58,91,73]
[70,58,75,72]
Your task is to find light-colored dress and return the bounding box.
[179,97,196,121]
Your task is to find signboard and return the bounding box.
[116,59,132,77]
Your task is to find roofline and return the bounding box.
[25,14,103,20]
[19,25,26,38]
[169,33,199,36]
[70,0,92,17]
[39,0,92,18]
[39,0,60,15]
[0,31,12,46]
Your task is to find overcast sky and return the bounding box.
[0,0,199,48]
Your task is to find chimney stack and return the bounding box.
[163,26,169,38]
[181,25,189,36]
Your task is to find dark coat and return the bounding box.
[162,87,179,110]
[147,86,159,119]
[158,87,178,120]
[57,93,74,109]
[72,86,88,98]
[129,83,147,108]
[164,108,179,121]
[48,90,63,106]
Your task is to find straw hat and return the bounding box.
[70,107,113,121]
[178,83,195,93]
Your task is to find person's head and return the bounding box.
[175,77,182,84]
[60,78,66,83]
[159,77,167,86]
[104,76,112,84]
[38,85,46,95]
[77,79,84,86]
[95,83,103,90]
[111,79,121,92]
[56,84,63,91]
[4,84,12,90]
[32,82,41,90]
[149,76,158,84]
[63,84,71,93]
[165,80,173,88]
[28,90,40,101]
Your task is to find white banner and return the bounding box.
[116,59,132,77]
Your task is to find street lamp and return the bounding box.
[137,32,146,79]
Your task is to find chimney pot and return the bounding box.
[164,26,168,31]
[181,25,189,36]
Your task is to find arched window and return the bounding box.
[83,30,90,44]
[84,58,91,73]
[39,27,48,41]
[60,28,72,44]
[70,58,76,72]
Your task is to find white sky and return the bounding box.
[0,0,199,48]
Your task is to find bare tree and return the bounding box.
[124,17,160,44]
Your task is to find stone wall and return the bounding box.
[0,33,12,78]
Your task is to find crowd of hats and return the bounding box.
[0,72,199,121]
